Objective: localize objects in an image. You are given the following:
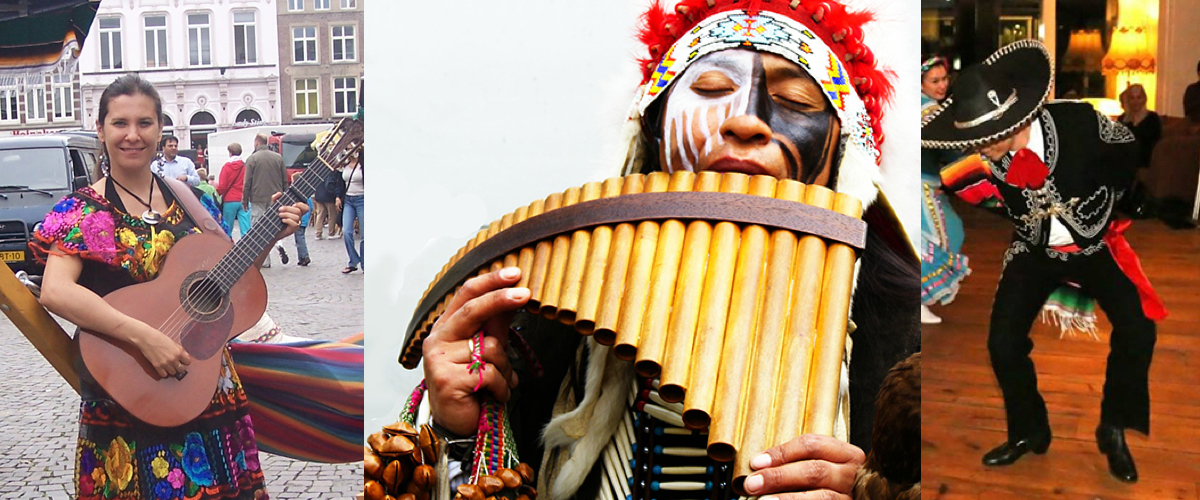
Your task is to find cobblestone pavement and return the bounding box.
[0,228,362,499]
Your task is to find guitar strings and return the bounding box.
[152,149,346,342]
[149,129,361,346]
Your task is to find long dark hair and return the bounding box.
[97,73,163,126]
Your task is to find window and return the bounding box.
[294,79,319,117]
[340,0,356,8]
[292,27,317,63]
[188,13,211,66]
[25,79,46,123]
[52,74,73,120]
[288,0,304,11]
[233,11,257,65]
[314,0,330,10]
[331,25,355,62]
[144,15,168,68]
[0,87,17,122]
[235,109,261,125]
[333,77,357,115]
[98,17,123,70]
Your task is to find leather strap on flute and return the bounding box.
[402,191,867,362]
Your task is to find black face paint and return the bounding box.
[742,53,840,184]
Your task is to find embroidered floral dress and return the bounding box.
[29,182,268,500]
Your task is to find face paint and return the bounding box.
[658,49,840,183]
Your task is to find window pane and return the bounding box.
[188,13,208,24]
[100,18,120,29]
[234,12,254,23]
[247,28,256,63]
[306,40,316,61]
[333,42,342,61]
[201,29,210,64]
[346,39,355,60]
[157,31,167,66]
[235,28,246,64]
[101,36,111,69]
[190,30,199,64]
[145,31,154,66]
[146,16,165,27]
[113,33,122,68]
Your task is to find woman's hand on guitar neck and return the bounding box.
[423,267,527,437]
[741,434,865,499]
[269,192,309,239]
[127,322,193,379]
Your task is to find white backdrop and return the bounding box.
[364,0,921,437]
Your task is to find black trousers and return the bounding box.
[989,245,1156,442]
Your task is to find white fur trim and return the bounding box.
[541,340,634,500]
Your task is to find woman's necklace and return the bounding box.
[110,174,162,224]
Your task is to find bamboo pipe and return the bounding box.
[574,177,627,333]
[540,186,582,319]
[554,181,603,323]
[525,192,562,311]
[591,175,645,343]
[658,171,721,402]
[634,171,696,377]
[771,184,833,446]
[516,199,545,289]
[681,172,749,428]
[732,180,806,484]
[706,175,776,462]
[803,192,862,436]
[611,172,670,360]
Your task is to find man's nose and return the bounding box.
[719,114,772,146]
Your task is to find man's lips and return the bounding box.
[700,156,772,177]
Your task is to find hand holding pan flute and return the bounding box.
[422,267,525,437]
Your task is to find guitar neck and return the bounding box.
[205,117,362,291]
[208,156,341,289]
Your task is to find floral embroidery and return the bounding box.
[151,454,170,479]
[237,415,260,471]
[91,467,106,492]
[166,467,184,489]
[80,211,119,262]
[182,432,215,486]
[104,436,136,493]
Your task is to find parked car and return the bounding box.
[0,133,101,274]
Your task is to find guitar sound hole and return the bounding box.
[186,278,225,315]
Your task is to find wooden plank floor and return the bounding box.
[922,198,1200,500]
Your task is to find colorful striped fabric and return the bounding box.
[228,335,363,463]
[940,153,1003,209]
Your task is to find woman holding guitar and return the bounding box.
[30,74,307,499]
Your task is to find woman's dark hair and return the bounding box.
[97,73,163,126]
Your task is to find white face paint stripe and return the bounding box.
[661,51,756,174]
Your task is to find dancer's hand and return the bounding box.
[741,434,865,499]
[423,267,527,437]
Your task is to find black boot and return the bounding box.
[1096,425,1138,482]
[982,434,1050,466]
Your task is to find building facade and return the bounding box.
[276,0,362,124]
[78,0,281,155]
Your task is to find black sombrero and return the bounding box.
[921,39,1053,150]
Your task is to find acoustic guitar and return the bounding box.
[77,117,364,427]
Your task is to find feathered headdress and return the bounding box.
[621,0,895,208]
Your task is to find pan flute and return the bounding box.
[399,170,866,487]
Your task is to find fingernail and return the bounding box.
[500,267,520,280]
[751,453,772,470]
[744,474,763,493]
[507,287,529,300]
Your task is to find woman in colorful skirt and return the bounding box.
[920,56,971,324]
[31,74,308,499]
